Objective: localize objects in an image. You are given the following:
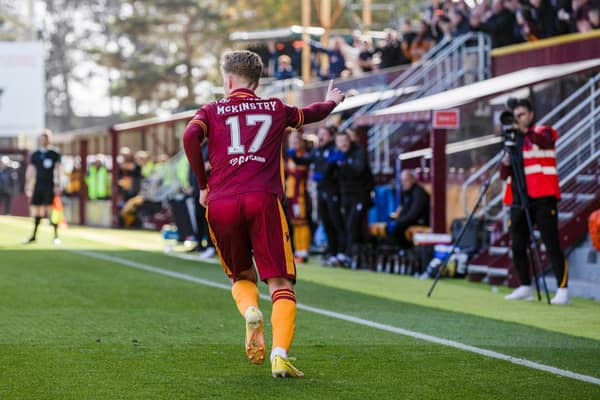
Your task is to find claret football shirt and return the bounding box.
[183,88,336,202]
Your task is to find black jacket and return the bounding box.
[396,183,430,226]
[475,8,518,48]
[337,143,372,198]
[294,141,339,194]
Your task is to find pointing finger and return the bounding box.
[328,79,333,91]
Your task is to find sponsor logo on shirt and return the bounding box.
[230,154,266,167]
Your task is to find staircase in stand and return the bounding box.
[352,32,492,174]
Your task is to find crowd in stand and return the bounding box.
[284,126,430,268]
[265,0,600,80]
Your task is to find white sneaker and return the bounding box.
[504,285,534,301]
[336,253,351,267]
[53,238,61,246]
[326,256,339,266]
[550,288,569,305]
[198,247,216,259]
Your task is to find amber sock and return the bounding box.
[270,288,296,356]
[231,280,259,317]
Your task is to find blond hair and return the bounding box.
[221,50,263,85]
[278,54,291,64]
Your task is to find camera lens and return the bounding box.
[500,111,515,125]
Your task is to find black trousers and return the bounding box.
[193,194,212,248]
[340,193,367,257]
[0,193,10,215]
[392,220,418,249]
[510,196,567,288]
[317,191,345,256]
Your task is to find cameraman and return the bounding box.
[500,99,568,305]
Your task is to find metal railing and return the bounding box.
[341,32,491,135]
[258,78,305,105]
[364,33,491,172]
[461,72,600,221]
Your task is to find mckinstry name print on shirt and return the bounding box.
[216,100,279,115]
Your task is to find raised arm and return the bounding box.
[291,80,345,126]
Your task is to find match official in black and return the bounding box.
[500,99,568,305]
[24,130,62,245]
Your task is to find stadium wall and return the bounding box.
[492,30,600,76]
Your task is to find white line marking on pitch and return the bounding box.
[71,249,600,387]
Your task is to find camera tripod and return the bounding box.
[427,142,551,304]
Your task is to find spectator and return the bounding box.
[436,15,454,42]
[589,7,600,29]
[516,7,540,41]
[185,142,215,258]
[449,7,472,37]
[86,155,111,200]
[310,37,347,79]
[528,0,559,38]
[285,131,312,263]
[409,20,434,62]
[267,41,286,78]
[136,150,155,178]
[291,126,346,266]
[357,37,376,73]
[471,0,519,48]
[400,21,417,61]
[377,29,410,69]
[275,55,296,80]
[574,2,600,31]
[573,0,592,28]
[332,130,372,267]
[65,164,81,196]
[425,0,445,23]
[387,170,431,249]
[508,2,527,41]
[454,0,472,17]
[0,156,15,215]
[291,40,304,75]
[117,147,141,202]
[556,1,575,34]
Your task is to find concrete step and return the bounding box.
[561,192,597,201]
[567,239,600,281]
[568,279,600,301]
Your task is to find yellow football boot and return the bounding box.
[271,355,304,378]
[244,306,265,364]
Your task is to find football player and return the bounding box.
[183,50,344,377]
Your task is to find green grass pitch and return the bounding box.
[1,216,599,399]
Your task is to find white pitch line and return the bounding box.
[71,249,600,387]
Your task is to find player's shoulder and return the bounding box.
[202,98,230,110]
[47,146,61,156]
[257,96,294,114]
[188,102,215,120]
[266,96,287,107]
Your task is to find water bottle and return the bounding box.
[161,224,179,253]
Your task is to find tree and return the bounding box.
[91,0,231,116]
